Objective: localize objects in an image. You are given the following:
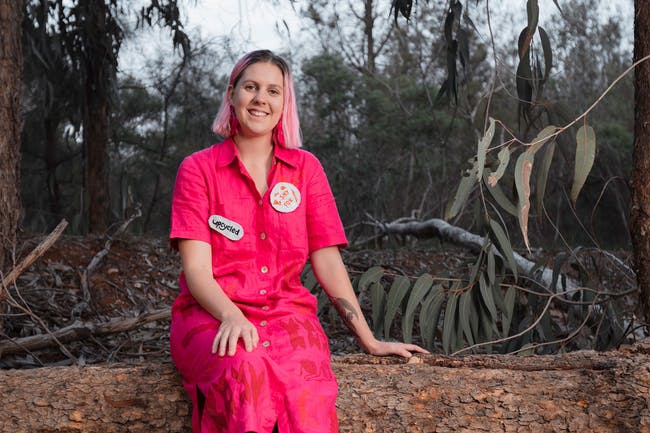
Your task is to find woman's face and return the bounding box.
[229,61,284,141]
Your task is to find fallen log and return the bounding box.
[375,217,581,291]
[2,346,650,432]
[0,308,171,357]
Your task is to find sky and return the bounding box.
[118,0,633,79]
[181,0,302,52]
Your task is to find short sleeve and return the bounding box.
[305,157,348,253]
[169,155,212,249]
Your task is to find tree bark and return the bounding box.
[2,348,650,432]
[631,0,650,325]
[80,0,113,233]
[0,1,23,271]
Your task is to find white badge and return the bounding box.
[208,215,244,241]
[270,182,301,213]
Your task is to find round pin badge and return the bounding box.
[270,182,301,213]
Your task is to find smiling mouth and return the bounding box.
[248,109,269,117]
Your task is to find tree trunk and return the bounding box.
[0,1,23,272]
[631,0,650,325]
[2,348,650,432]
[81,0,112,233]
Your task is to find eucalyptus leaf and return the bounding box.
[479,273,498,322]
[484,173,518,216]
[526,0,539,37]
[442,289,460,354]
[571,124,596,206]
[459,290,475,346]
[486,146,510,187]
[514,150,534,251]
[358,266,385,293]
[488,218,519,280]
[538,26,553,83]
[503,285,517,336]
[445,160,478,220]
[420,284,445,350]
[402,273,434,343]
[476,117,496,181]
[384,276,411,339]
[487,248,496,286]
[535,140,556,218]
[478,304,495,353]
[528,125,558,155]
[370,281,386,336]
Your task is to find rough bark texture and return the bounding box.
[632,0,650,324]
[0,1,23,271]
[81,0,112,233]
[2,348,650,432]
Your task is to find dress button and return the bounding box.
[258,199,263,206]
[262,306,269,311]
[262,341,270,348]
[260,232,267,240]
[260,320,268,327]
[259,289,267,295]
[261,265,269,274]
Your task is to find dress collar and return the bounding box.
[214,137,299,169]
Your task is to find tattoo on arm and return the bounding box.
[330,297,359,333]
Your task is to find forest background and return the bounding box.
[0,0,645,366]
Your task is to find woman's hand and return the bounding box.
[212,308,259,357]
[363,338,429,358]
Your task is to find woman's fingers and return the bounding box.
[212,321,259,356]
[218,329,230,356]
[370,341,430,358]
[227,329,239,356]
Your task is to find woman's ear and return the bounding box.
[226,85,234,102]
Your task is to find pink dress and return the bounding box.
[169,138,347,433]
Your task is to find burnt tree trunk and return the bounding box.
[79,0,113,233]
[0,1,23,271]
[631,0,650,324]
[2,349,650,432]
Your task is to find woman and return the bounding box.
[169,49,427,433]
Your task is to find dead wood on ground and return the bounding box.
[1,346,650,432]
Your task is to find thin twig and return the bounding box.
[1,219,68,290]
[0,307,170,357]
[80,208,142,304]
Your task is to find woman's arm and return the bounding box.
[309,246,428,358]
[178,239,259,356]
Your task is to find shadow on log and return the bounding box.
[2,346,650,432]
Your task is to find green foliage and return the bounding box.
[571,124,596,206]
[301,245,629,355]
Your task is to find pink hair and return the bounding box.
[212,50,302,149]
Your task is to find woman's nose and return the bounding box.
[252,91,265,104]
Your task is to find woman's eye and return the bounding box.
[245,84,256,91]
[269,89,280,95]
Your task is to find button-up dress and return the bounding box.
[169,138,348,433]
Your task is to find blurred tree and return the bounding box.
[0,1,23,271]
[111,40,227,233]
[22,0,190,233]
[300,1,486,238]
[22,0,81,232]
